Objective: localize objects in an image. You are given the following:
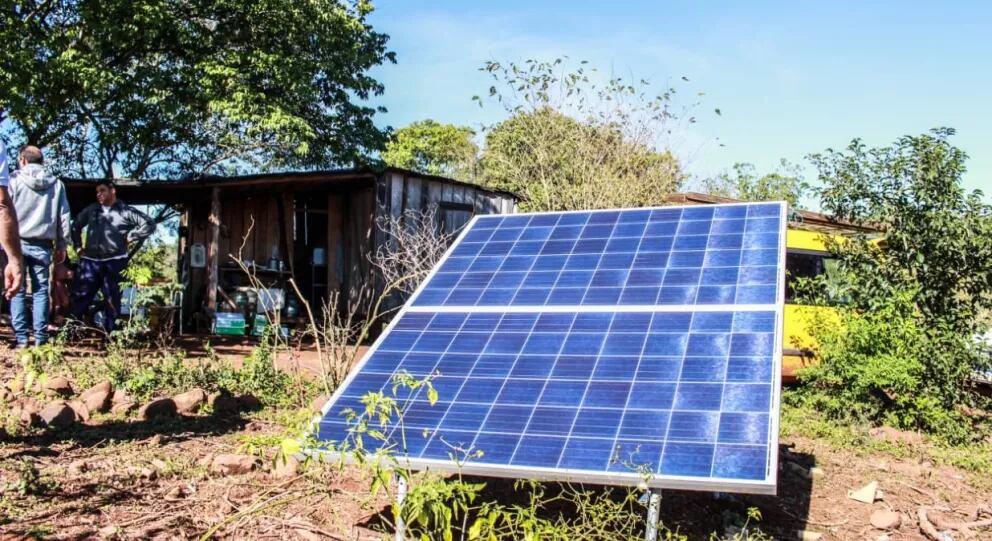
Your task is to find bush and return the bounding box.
[796,129,992,443]
[792,291,988,443]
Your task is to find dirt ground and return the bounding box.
[0,338,990,540]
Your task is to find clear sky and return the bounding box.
[366,1,992,202]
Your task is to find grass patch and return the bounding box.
[781,389,992,487]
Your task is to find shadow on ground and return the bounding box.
[2,413,248,452]
[358,443,815,540]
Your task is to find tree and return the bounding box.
[0,0,394,179]
[474,59,696,211]
[702,159,809,208]
[812,128,992,334]
[794,128,992,441]
[382,120,478,181]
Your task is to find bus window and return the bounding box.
[786,251,844,304]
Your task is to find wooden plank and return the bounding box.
[206,187,221,317]
[327,193,343,301]
[282,192,295,274]
[390,173,404,219]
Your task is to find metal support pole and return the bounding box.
[394,472,408,541]
[644,489,662,541]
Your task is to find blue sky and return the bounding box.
[366,1,992,203]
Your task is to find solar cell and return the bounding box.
[313,202,786,494]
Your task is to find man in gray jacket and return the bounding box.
[9,146,70,347]
[70,179,155,334]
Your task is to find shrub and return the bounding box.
[792,291,988,443]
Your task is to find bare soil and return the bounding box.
[1,341,990,540]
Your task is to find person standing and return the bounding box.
[8,146,71,347]
[0,139,24,302]
[70,180,155,334]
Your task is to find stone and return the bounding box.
[0,388,11,402]
[210,454,257,476]
[81,382,113,413]
[97,525,118,539]
[111,390,132,406]
[138,467,158,480]
[310,394,330,413]
[111,400,137,415]
[848,481,880,504]
[172,388,207,415]
[236,393,262,412]
[138,398,177,421]
[797,530,822,541]
[151,459,168,472]
[810,467,825,478]
[209,393,239,417]
[869,426,924,445]
[43,376,76,398]
[148,434,163,446]
[870,509,901,530]
[67,400,90,422]
[39,402,76,428]
[271,456,300,478]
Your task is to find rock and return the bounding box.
[870,509,901,530]
[209,393,239,417]
[138,398,177,421]
[67,460,89,475]
[785,461,811,479]
[39,401,76,428]
[111,400,137,415]
[210,454,257,476]
[236,393,262,412]
[810,467,825,478]
[14,399,43,427]
[272,456,300,478]
[164,485,187,501]
[138,467,158,480]
[43,376,76,398]
[67,400,90,422]
[111,390,131,406]
[797,530,822,541]
[148,434,163,446]
[172,388,207,415]
[869,426,923,445]
[0,388,11,402]
[97,525,118,539]
[310,394,330,413]
[81,382,113,413]
[151,459,168,472]
[848,481,880,504]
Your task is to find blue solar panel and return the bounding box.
[314,202,786,494]
[413,204,782,308]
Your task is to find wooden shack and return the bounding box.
[65,168,518,331]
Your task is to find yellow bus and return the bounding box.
[667,193,875,381]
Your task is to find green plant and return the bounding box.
[792,291,986,442]
[1,0,394,179]
[702,160,809,208]
[383,120,479,181]
[795,128,992,443]
[475,58,692,211]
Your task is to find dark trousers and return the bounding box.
[70,257,128,333]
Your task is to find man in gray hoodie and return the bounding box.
[9,146,71,347]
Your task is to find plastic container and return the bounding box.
[214,312,246,336]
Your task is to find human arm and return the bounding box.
[56,183,72,252]
[124,205,156,251]
[72,204,90,253]
[0,186,23,299]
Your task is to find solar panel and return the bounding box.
[313,202,786,494]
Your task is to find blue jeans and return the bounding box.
[10,242,52,345]
[70,257,128,334]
